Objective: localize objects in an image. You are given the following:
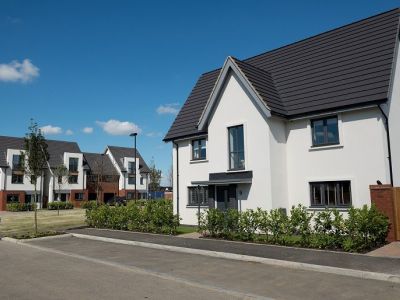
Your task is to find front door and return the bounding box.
[216,186,229,210]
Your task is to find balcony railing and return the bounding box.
[87,174,119,183]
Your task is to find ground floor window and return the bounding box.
[75,193,84,200]
[88,193,97,200]
[188,186,208,206]
[7,194,19,203]
[310,181,351,207]
[54,193,68,202]
[126,192,134,200]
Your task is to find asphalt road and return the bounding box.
[1,236,400,300]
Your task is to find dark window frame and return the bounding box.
[311,116,340,147]
[228,125,245,171]
[188,186,209,207]
[128,175,136,185]
[75,193,84,201]
[128,161,136,175]
[68,174,78,184]
[69,157,79,173]
[309,181,352,208]
[12,154,22,170]
[11,173,24,184]
[191,138,207,161]
[7,194,20,203]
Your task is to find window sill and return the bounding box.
[186,205,209,208]
[308,206,350,212]
[309,144,343,151]
[227,168,246,173]
[190,159,208,164]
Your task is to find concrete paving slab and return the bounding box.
[368,242,400,258]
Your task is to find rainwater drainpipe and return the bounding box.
[173,141,180,220]
[378,105,394,186]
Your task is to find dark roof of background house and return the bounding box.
[164,8,400,141]
[0,135,81,168]
[107,146,150,173]
[83,152,119,176]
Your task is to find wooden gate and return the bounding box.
[393,188,400,241]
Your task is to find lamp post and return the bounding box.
[129,132,138,201]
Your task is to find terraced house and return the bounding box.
[164,9,400,225]
[0,136,149,210]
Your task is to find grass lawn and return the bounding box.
[176,225,198,235]
[0,209,86,237]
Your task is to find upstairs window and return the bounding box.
[68,175,78,184]
[140,176,144,185]
[128,162,136,174]
[228,125,245,170]
[12,154,22,170]
[69,157,79,173]
[310,181,351,207]
[128,175,135,185]
[311,116,339,147]
[11,174,23,184]
[192,138,206,160]
[188,186,208,206]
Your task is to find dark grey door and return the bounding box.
[216,186,229,210]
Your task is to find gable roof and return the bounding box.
[107,146,150,173]
[198,56,273,130]
[0,135,81,168]
[83,152,119,176]
[164,8,400,141]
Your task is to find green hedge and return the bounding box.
[199,204,389,252]
[6,203,37,212]
[47,201,74,210]
[81,200,99,210]
[85,200,179,235]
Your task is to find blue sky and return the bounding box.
[0,0,398,183]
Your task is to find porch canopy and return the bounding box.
[192,171,252,185]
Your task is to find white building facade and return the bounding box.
[165,9,400,225]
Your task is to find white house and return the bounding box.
[164,9,400,225]
[106,146,150,199]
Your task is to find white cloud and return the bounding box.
[156,103,180,115]
[96,119,141,136]
[146,131,162,138]
[65,129,73,135]
[0,59,39,83]
[40,125,62,135]
[82,127,93,134]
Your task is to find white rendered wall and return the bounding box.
[286,107,388,209]
[5,149,42,192]
[0,168,4,190]
[62,152,85,191]
[387,39,400,186]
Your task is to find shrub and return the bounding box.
[85,200,179,235]
[81,200,99,210]
[48,201,74,210]
[198,204,389,253]
[6,203,36,212]
[343,204,389,252]
[289,205,313,246]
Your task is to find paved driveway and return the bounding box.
[1,236,400,299]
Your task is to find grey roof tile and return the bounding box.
[107,146,150,173]
[83,152,119,176]
[0,135,81,168]
[164,8,400,141]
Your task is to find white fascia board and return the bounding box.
[197,56,271,131]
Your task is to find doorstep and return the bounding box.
[67,228,400,279]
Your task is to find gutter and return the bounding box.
[173,141,180,220]
[378,105,394,186]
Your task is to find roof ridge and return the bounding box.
[199,8,400,78]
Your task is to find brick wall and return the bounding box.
[0,191,26,211]
[370,184,397,242]
[69,189,89,208]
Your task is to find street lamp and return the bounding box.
[129,132,138,201]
